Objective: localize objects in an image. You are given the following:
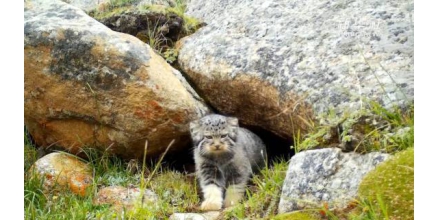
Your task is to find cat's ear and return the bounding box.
[227,117,239,140]
[189,119,202,143]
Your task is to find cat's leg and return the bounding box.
[199,162,225,211]
[224,182,246,207]
[224,165,250,208]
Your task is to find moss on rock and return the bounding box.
[273,211,321,220]
[357,148,414,219]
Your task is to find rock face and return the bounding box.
[179,0,414,138]
[24,0,209,158]
[61,0,104,12]
[94,186,158,211]
[29,152,93,196]
[278,148,389,213]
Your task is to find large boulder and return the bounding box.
[24,0,209,158]
[179,0,414,138]
[278,148,389,213]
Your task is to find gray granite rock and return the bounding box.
[61,0,104,11]
[24,0,209,158]
[179,0,414,138]
[278,148,390,213]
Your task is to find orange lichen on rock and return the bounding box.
[68,173,93,196]
[24,29,208,159]
[25,0,209,160]
[30,152,93,197]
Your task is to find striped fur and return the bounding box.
[190,114,267,210]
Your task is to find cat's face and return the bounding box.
[190,114,238,156]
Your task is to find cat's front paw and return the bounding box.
[200,199,222,211]
[200,184,223,211]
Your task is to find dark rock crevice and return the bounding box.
[92,11,184,48]
[161,125,294,174]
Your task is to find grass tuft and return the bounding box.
[24,140,200,219]
[88,0,201,65]
[292,101,414,154]
[223,159,289,219]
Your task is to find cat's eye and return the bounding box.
[205,135,213,139]
[220,135,227,138]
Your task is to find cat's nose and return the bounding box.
[214,145,220,150]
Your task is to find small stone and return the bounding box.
[169,211,220,220]
[94,186,158,211]
[278,148,390,213]
[29,152,93,196]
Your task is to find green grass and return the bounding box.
[24,98,413,219]
[109,0,138,7]
[25,144,289,219]
[272,211,321,220]
[293,101,414,154]
[88,0,201,64]
[125,171,200,219]
[25,145,38,172]
[25,170,195,219]
[24,144,413,219]
[162,47,180,64]
[138,0,202,62]
[223,159,289,219]
[138,0,201,34]
[24,146,135,219]
[133,18,169,55]
[286,101,414,220]
[163,0,202,35]
[24,141,200,219]
[89,0,201,36]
